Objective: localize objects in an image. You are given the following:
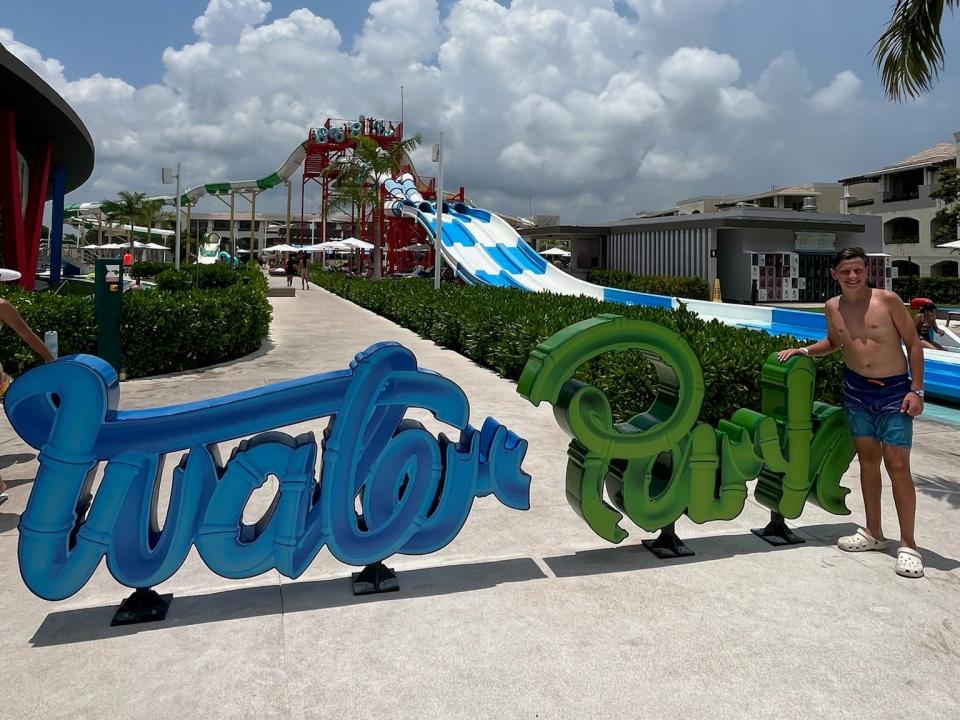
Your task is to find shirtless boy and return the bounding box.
[778,247,925,578]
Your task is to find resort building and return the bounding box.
[839,134,960,278]
[674,184,846,215]
[523,200,882,305]
[183,210,354,251]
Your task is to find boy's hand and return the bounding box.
[901,392,924,417]
[777,348,803,363]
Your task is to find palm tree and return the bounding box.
[138,199,166,246]
[100,191,146,250]
[875,0,958,100]
[325,133,422,279]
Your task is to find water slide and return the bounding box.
[384,176,960,403]
[63,142,309,220]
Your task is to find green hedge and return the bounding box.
[130,260,171,279]
[893,276,960,305]
[310,273,844,425]
[155,263,242,291]
[0,264,270,379]
[120,271,270,377]
[587,269,710,300]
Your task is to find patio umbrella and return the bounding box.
[399,243,431,252]
[263,243,300,253]
[938,239,960,249]
[539,247,570,257]
[340,238,374,251]
[314,241,352,252]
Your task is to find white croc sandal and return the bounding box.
[838,527,889,552]
[896,547,924,578]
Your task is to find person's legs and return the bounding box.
[881,444,917,549]
[853,436,885,541]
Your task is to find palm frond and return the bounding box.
[874,0,958,101]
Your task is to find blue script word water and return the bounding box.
[5,343,530,600]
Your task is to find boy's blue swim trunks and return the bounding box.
[843,368,913,448]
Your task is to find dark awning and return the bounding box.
[1,44,95,196]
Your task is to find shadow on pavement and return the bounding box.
[543,525,842,578]
[29,557,545,647]
[0,512,19,533]
[916,473,960,509]
[544,521,960,576]
[0,452,36,470]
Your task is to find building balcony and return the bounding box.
[876,184,936,211]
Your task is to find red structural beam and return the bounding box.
[0,110,52,290]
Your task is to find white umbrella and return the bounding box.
[143,242,170,251]
[539,247,570,257]
[340,238,374,251]
[314,240,352,253]
[263,243,300,253]
[937,239,960,249]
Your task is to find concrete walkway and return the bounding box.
[2,274,958,719]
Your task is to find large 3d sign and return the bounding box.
[518,314,855,544]
[5,344,530,601]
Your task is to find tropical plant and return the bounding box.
[875,0,958,100]
[138,199,168,247]
[100,191,146,249]
[325,133,422,279]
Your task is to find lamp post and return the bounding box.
[162,163,182,269]
[433,132,444,290]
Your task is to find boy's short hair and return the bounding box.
[922,302,938,312]
[831,246,868,268]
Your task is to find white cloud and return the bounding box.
[193,0,272,44]
[0,2,893,223]
[810,70,862,112]
[638,148,727,181]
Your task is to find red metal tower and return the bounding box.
[300,116,463,275]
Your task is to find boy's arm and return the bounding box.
[887,293,924,415]
[777,302,842,362]
[0,300,55,363]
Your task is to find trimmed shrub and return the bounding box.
[0,264,270,379]
[893,276,960,305]
[587,269,710,300]
[310,273,844,426]
[130,260,171,280]
[0,289,97,375]
[120,273,271,378]
[156,263,242,291]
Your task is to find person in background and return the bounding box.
[0,297,55,506]
[914,302,945,351]
[284,253,297,288]
[776,247,926,579]
[299,250,310,290]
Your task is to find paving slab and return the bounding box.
[1,273,958,720]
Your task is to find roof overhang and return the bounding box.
[607,208,868,234]
[519,225,608,239]
[0,44,95,196]
[839,158,954,185]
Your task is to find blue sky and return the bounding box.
[3,0,959,221]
